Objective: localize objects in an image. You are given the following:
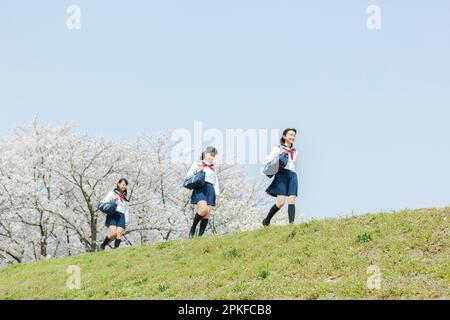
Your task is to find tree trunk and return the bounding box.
[90,212,98,252]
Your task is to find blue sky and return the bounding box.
[1,1,449,218]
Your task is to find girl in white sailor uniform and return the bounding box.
[99,178,130,250]
[186,146,220,237]
[263,128,299,226]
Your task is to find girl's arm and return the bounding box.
[124,205,130,227]
[186,161,200,179]
[214,172,220,196]
[265,146,282,163]
[100,191,115,204]
[294,150,300,172]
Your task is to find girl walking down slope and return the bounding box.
[185,146,220,238]
[263,128,299,226]
[99,178,130,250]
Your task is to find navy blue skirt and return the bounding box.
[266,169,298,197]
[191,182,216,206]
[105,211,126,228]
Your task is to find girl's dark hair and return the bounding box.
[116,178,129,196]
[201,146,218,160]
[280,128,297,146]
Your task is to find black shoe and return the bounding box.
[262,218,270,227]
[189,228,196,238]
[99,244,106,251]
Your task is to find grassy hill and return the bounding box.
[0,207,448,300]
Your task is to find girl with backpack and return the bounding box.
[99,178,130,250]
[185,146,220,238]
[263,128,299,226]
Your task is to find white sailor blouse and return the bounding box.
[186,160,220,195]
[265,145,298,173]
[101,190,130,226]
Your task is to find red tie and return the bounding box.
[202,161,215,171]
[283,147,296,160]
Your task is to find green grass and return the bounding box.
[0,207,449,300]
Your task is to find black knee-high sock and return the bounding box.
[198,219,209,236]
[114,239,122,248]
[265,204,281,224]
[101,236,111,247]
[288,204,296,224]
[190,213,203,236]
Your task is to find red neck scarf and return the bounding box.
[201,161,215,171]
[114,190,127,203]
[282,146,296,160]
